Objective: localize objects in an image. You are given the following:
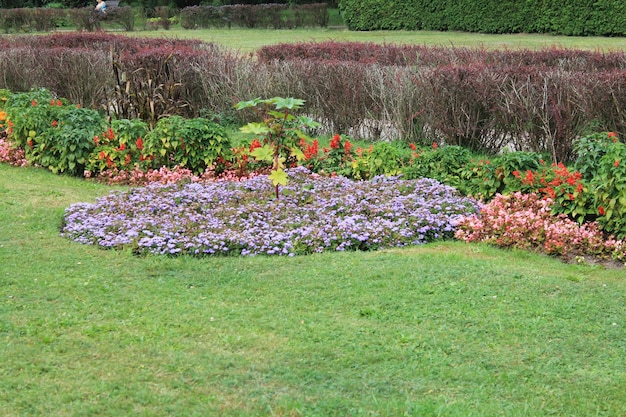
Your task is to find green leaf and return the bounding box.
[240,123,270,135]
[250,145,274,162]
[296,115,321,128]
[234,98,262,110]
[290,147,306,161]
[269,169,289,187]
[268,110,288,120]
[273,97,305,110]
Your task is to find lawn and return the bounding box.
[2,25,626,416]
[132,27,626,54]
[1,161,625,416]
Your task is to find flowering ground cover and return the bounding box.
[62,167,480,256]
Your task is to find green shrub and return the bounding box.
[85,118,148,176]
[4,89,60,159]
[591,140,626,238]
[142,116,231,174]
[402,145,473,190]
[351,142,408,180]
[33,106,105,176]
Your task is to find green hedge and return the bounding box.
[339,0,626,36]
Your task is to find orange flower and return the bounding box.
[0,111,7,121]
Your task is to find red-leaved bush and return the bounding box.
[455,192,626,263]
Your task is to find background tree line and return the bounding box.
[0,0,337,9]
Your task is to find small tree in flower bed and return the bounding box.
[61,167,480,257]
[455,192,626,264]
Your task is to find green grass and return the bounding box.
[1,163,625,416]
[132,27,626,54]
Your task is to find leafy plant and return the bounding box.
[142,116,231,174]
[4,89,59,158]
[235,97,320,199]
[347,141,408,180]
[573,131,619,181]
[592,140,626,238]
[33,106,105,176]
[85,119,148,176]
[403,145,472,189]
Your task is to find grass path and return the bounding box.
[132,27,626,54]
[1,164,625,416]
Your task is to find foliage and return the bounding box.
[85,118,148,176]
[402,144,473,190]
[455,192,626,262]
[33,105,105,175]
[236,97,319,198]
[350,141,409,180]
[142,116,231,174]
[4,34,626,156]
[339,0,626,36]
[590,139,626,239]
[179,3,329,29]
[1,88,103,175]
[573,131,620,181]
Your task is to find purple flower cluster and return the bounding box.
[61,167,480,256]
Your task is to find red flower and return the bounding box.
[344,139,352,155]
[27,139,33,149]
[608,131,618,142]
[568,193,575,200]
[50,99,56,106]
[409,143,417,151]
[249,138,262,152]
[31,100,37,106]
[116,143,126,151]
[432,141,438,149]
[512,170,520,178]
[57,100,62,107]
[615,159,621,168]
[136,137,143,150]
[302,139,319,160]
[330,134,341,150]
[94,136,100,146]
[598,206,606,216]
[522,170,535,186]
[124,153,131,165]
[51,120,58,127]
[99,151,106,160]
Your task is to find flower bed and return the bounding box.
[61,167,480,256]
